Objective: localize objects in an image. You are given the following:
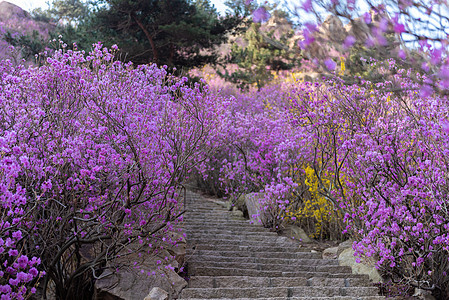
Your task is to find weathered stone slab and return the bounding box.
[245,192,266,225]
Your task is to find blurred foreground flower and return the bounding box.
[252,7,270,23]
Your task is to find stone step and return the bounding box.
[189,261,352,273]
[187,249,322,259]
[188,255,339,266]
[185,213,228,216]
[189,243,303,252]
[183,218,245,223]
[185,204,223,207]
[183,222,253,227]
[183,215,243,220]
[179,286,380,299]
[183,230,279,237]
[179,297,385,300]
[184,219,246,224]
[187,276,371,288]
[185,209,227,213]
[185,205,226,209]
[182,217,247,221]
[186,233,288,242]
[187,236,293,245]
[188,266,354,277]
[183,225,270,233]
[184,212,237,216]
[183,222,267,228]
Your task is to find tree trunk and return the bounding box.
[131,13,159,64]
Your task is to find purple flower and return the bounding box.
[324,58,337,71]
[300,29,315,48]
[40,180,52,191]
[304,22,317,32]
[439,66,449,88]
[252,7,270,23]
[420,85,433,98]
[17,255,28,268]
[392,14,406,33]
[17,271,32,283]
[302,0,312,12]
[11,230,22,240]
[29,267,38,277]
[363,12,371,24]
[398,49,406,59]
[343,35,356,49]
[8,278,19,286]
[378,18,388,32]
[394,23,405,34]
[365,37,375,47]
[375,33,388,46]
[441,120,449,134]
[0,284,12,293]
[430,48,442,65]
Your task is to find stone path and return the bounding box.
[178,191,384,300]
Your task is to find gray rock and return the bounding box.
[345,17,371,43]
[338,248,382,283]
[283,224,312,243]
[94,253,187,300]
[413,288,436,300]
[200,195,228,209]
[337,239,354,256]
[231,206,244,218]
[144,287,168,300]
[322,247,338,259]
[318,15,346,43]
[225,200,233,211]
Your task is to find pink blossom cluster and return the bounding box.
[0,43,226,298]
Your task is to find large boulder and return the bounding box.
[94,254,187,300]
[94,234,187,300]
[323,240,382,283]
[338,248,382,283]
[282,224,312,243]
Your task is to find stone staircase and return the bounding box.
[178,191,384,300]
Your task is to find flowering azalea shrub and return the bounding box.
[0,43,226,299]
[196,60,449,297]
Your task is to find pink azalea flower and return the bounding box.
[252,7,270,23]
[324,58,337,71]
